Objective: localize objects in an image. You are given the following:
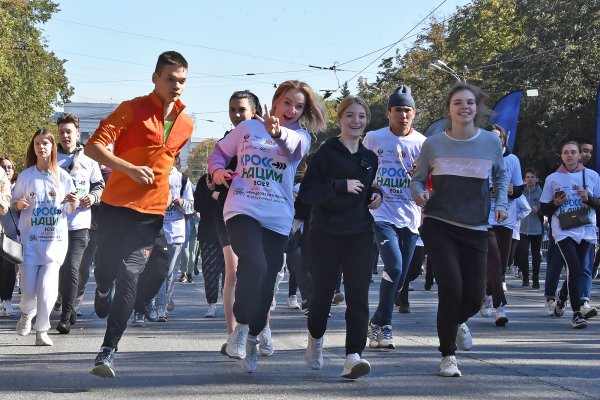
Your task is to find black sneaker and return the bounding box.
[90,347,116,378]
[94,286,113,319]
[70,313,77,326]
[572,312,588,329]
[531,277,540,289]
[398,302,410,314]
[186,273,193,283]
[178,273,187,283]
[56,314,71,334]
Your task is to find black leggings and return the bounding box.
[420,218,487,357]
[199,240,225,304]
[227,215,287,336]
[486,228,509,307]
[307,228,373,356]
[556,238,590,312]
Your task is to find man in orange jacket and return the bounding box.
[84,51,194,378]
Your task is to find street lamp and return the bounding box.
[428,59,464,82]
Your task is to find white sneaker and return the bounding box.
[456,323,472,351]
[258,326,274,356]
[287,295,300,309]
[544,299,556,316]
[16,313,34,336]
[226,323,249,359]
[377,325,395,349]
[438,355,461,377]
[502,282,507,292]
[131,312,146,327]
[204,303,217,318]
[240,337,258,373]
[480,296,493,317]
[495,305,508,326]
[580,301,598,319]
[35,330,53,346]
[305,334,323,370]
[368,322,381,348]
[270,298,276,312]
[341,353,371,379]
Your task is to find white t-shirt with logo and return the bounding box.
[488,153,523,226]
[163,167,194,244]
[208,119,310,235]
[13,166,76,266]
[540,169,600,244]
[57,151,103,230]
[363,127,425,233]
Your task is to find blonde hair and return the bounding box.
[272,80,327,133]
[336,96,371,125]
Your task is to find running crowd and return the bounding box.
[0,51,598,380]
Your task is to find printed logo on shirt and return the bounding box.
[234,187,245,196]
[377,149,384,157]
[29,192,35,199]
[49,190,56,197]
[243,134,250,143]
[239,154,284,183]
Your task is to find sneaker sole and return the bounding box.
[583,309,598,319]
[438,369,462,377]
[341,362,371,379]
[220,343,229,356]
[495,317,508,327]
[572,322,588,329]
[204,314,216,319]
[259,349,274,356]
[132,322,145,327]
[225,346,245,359]
[377,343,396,350]
[90,364,116,378]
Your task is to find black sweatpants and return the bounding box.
[517,234,542,280]
[307,228,373,356]
[227,215,287,337]
[0,257,16,301]
[59,228,89,319]
[486,228,508,308]
[94,203,163,350]
[199,240,225,304]
[420,218,487,357]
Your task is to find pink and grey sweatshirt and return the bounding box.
[207,119,311,235]
[409,129,508,231]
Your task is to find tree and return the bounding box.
[0,0,73,168]
[184,139,218,183]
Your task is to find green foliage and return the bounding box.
[184,139,218,184]
[0,0,73,169]
[352,0,600,177]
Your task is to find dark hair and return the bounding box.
[25,128,58,173]
[155,51,188,75]
[525,168,538,178]
[0,156,17,183]
[576,137,593,147]
[486,123,507,146]
[304,152,315,168]
[230,90,262,117]
[444,83,491,129]
[56,113,80,130]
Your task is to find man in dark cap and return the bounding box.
[363,85,427,349]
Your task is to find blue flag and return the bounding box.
[423,118,449,137]
[595,84,600,171]
[489,90,524,152]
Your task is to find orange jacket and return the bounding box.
[88,91,194,215]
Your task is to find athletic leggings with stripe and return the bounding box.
[199,240,225,304]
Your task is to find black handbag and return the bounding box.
[557,170,591,230]
[0,209,23,264]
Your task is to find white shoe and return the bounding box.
[305,334,323,370]
[341,353,370,379]
[287,295,300,309]
[580,301,598,319]
[204,303,217,318]
[35,330,53,346]
[480,296,493,317]
[495,305,508,326]
[502,282,507,292]
[16,313,34,336]
[456,323,472,351]
[258,326,274,356]
[438,355,461,377]
[226,323,249,359]
[544,299,556,316]
[240,337,258,373]
[377,325,395,349]
[368,322,381,348]
[270,298,276,312]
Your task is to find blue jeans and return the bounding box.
[371,222,418,326]
[544,234,565,298]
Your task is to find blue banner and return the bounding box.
[595,84,600,171]
[423,118,449,137]
[489,90,524,152]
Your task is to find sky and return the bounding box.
[43,0,471,139]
